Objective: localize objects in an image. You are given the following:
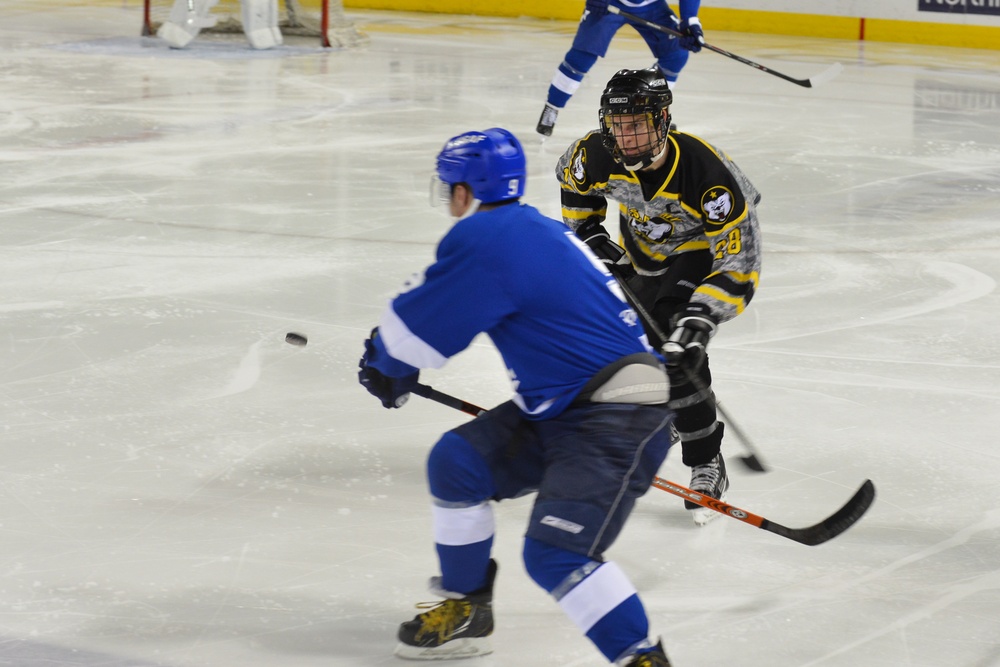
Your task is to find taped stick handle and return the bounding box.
[412,383,485,417]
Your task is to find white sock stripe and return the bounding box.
[551,70,582,96]
[557,561,637,633]
[431,502,495,546]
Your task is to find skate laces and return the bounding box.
[412,599,471,642]
[690,457,721,492]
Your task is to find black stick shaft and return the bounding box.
[608,269,769,473]
[609,7,835,88]
[411,383,484,417]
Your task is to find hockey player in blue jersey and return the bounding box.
[358,127,677,666]
[537,0,705,136]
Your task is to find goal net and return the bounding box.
[142,0,367,48]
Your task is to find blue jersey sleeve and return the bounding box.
[377,215,514,369]
[678,0,700,20]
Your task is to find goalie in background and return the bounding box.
[158,0,283,50]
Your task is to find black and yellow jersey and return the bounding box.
[556,130,762,324]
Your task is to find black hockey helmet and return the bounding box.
[599,67,673,170]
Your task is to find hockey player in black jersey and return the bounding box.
[556,67,763,524]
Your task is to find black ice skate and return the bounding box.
[685,452,729,525]
[536,103,559,136]
[620,640,673,667]
[394,560,497,660]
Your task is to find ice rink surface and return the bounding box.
[2,2,1000,665]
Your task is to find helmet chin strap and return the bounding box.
[624,139,668,172]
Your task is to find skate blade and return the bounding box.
[691,506,720,526]
[691,492,728,526]
[394,637,493,660]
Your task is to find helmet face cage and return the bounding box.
[428,174,452,208]
[599,69,673,170]
[434,128,526,205]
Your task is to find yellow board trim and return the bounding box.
[343,1,1000,51]
[866,17,1000,50]
[699,7,860,40]
[344,0,582,20]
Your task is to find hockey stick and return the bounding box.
[652,476,875,546]
[411,382,876,546]
[608,7,843,89]
[411,383,483,418]
[607,271,769,473]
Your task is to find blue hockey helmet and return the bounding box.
[434,128,526,205]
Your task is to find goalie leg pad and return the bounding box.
[157,0,219,49]
[241,0,283,49]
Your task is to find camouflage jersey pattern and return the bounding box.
[556,129,762,324]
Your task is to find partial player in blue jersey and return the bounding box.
[358,127,677,666]
[537,0,705,137]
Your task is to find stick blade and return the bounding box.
[764,479,876,546]
[806,61,843,88]
[737,453,768,473]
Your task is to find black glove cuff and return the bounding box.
[673,303,718,337]
[681,302,714,319]
[575,219,609,244]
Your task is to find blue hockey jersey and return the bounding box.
[371,203,653,420]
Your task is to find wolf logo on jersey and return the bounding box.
[702,187,734,223]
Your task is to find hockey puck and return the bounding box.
[285,332,308,347]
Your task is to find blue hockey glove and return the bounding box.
[358,329,419,409]
[679,17,705,52]
[576,219,635,278]
[585,0,609,19]
[662,304,717,373]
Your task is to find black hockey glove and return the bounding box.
[576,219,635,279]
[662,304,717,374]
[679,17,705,52]
[358,329,419,409]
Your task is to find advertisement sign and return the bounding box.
[919,0,1000,16]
